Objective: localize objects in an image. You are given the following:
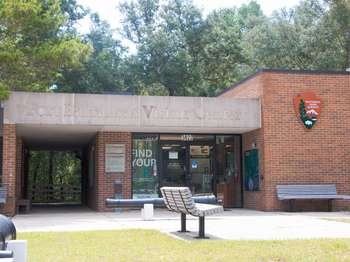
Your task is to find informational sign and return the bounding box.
[105,144,125,173]
[190,145,209,157]
[293,91,321,129]
[191,160,198,169]
[169,151,178,160]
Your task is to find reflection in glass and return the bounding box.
[161,144,187,187]
[189,145,213,194]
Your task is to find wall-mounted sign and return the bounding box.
[169,151,178,160]
[105,144,125,173]
[191,160,198,169]
[293,91,321,129]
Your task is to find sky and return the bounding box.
[76,0,301,34]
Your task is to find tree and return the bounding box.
[243,0,348,71]
[58,0,88,34]
[326,0,350,69]
[119,0,204,96]
[57,14,127,93]
[0,0,91,100]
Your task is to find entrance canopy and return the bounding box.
[3,92,261,149]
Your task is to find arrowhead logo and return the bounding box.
[293,91,321,129]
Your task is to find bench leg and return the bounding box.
[288,200,296,212]
[179,213,188,232]
[196,216,208,239]
[328,200,333,212]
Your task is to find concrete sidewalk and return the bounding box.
[12,207,350,240]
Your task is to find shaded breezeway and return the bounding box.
[12,207,350,240]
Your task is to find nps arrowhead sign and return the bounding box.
[293,91,321,129]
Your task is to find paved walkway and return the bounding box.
[12,206,350,240]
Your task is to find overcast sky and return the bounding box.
[76,0,301,33]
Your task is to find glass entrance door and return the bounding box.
[189,145,213,194]
[215,135,242,208]
[160,144,187,187]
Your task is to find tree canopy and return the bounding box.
[0,0,349,98]
[0,0,91,100]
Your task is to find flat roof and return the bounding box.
[4,92,261,149]
[218,68,350,96]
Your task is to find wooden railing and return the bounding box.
[30,184,81,204]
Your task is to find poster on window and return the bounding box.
[132,135,159,199]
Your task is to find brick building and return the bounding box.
[1,69,349,215]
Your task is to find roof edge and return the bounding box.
[218,68,350,97]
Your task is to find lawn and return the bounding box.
[322,218,350,224]
[19,230,350,262]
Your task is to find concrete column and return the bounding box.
[2,124,17,216]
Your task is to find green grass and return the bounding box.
[19,230,350,262]
[323,218,350,224]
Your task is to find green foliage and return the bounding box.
[2,0,350,98]
[0,0,91,100]
[199,3,263,95]
[245,0,350,71]
[118,0,204,96]
[28,151,81,203]
[56,14,127,93]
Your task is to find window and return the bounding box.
[105,144,125,173]
[132,134,159,198]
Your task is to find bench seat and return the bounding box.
[276,184,349,211]
[191,203,224,217]
[278,195,344,200]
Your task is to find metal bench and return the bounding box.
[160,187,223,239]
[276,184,348,211]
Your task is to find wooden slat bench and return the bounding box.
[276,184,348,212]
[160,187,223,238]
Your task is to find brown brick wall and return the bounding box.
[94,132,132,211]
[221,71,350,211]
[2,124,17,216]
[86,139,97,210]
[220,73,264,99]
[221,73,267,210]
[262,72,350,211]
[15,137,23,201]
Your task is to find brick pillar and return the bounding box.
[2,124,17,216]
[16,138,23,201]
[95,132,132,212]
